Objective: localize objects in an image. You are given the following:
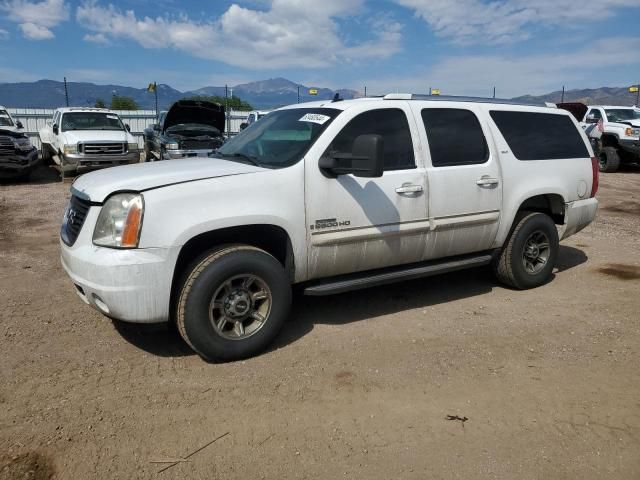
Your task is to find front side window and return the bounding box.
[605,109,640,122]
[325,109,415,171]
[0,110,14,127]
[421,108,489,167]
[215,108,341,169]
[588,109,602,120]
[490,111,589,160]
[61,112,125,132]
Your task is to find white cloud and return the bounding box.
[0,28,9,40]
[358,37,640,98]
[76,0,402,69]
[0,0,69,40]
[83,32,109,44]
[19,22,54,39]
[395,0,640,44]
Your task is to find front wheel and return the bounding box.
[493,212,559,290]
[598,146,620,173]
[176,245,291,362]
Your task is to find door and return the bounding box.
[410,103,502,259]
[304,102,429,280]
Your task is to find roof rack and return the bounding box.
[383,93,550,108]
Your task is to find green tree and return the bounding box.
[95,98,106,108]
[182,95,253,111]
[110,95,138,110]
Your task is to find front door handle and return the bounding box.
[476,176,499,187]
[396,184,424,194]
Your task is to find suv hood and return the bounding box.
[71,158,264,203]
[0,128,27,139]
[164,100,225,132]
[61,130,131,143]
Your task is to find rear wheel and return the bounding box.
[598,146,620,173]
[176,245,291,362]
[494,212,559,290]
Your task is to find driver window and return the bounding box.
[589,109,602,120]
[324,109,415,171]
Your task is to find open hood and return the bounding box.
[163,100,225,132]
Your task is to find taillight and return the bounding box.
[590,156,599,198]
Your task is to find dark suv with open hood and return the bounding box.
[143,100,225,161]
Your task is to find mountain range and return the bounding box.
[0,78,359,110]
[0,78,637,110]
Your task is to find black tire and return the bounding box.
[39,140,52,165]
[598,146,620,173]
[176,245,291,362]
[493,212,559,290]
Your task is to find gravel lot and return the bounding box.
[1,165,639,479]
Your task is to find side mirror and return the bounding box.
[52,124,59,135]
[240,122,248,131]
[125,123,131,132]
[152,123,161,131]
[16,120,23,129]
[319,134,384,178]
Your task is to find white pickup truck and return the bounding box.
[39,107,140,173]
[580,105,640,172]
[60,95,599,361]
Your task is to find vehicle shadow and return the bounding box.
[112,245,588,359]
[0,164,60,186]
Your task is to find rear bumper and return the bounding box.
[63,152,141,171]
[0,149,39,177]
[560,197,598,240]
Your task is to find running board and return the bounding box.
[304,253,493,296]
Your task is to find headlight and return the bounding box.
[63,144,78,154]
[165,142,179,150]
[93,193,144,248]
[624,127,640,137]
[127,142,140,152]
[13,137,32,151]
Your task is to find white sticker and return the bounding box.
[299,113,331,125]
[106,114,118,119]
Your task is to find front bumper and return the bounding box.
[618,139,640,158]
[62,151,141,172]
[560,197,598,240]
[60,207,179,323]
[0,148,39,178]
[164,148,211,160]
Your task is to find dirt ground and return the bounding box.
[1,165,639,479]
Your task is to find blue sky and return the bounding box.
[1,0,640,97]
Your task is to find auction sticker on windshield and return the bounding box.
[107,115,118,119]
[299,113,331,125]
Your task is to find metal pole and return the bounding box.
[493,86,496,99]
[429,86,432,95]
[561,85,565,103]
[64,77,69,107]
[154,82,158,121]
[225,84,230,137]
[364,86,367,98]
[297,85,300,104]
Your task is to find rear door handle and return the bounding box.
[396,184,424,194]
[476,176,499,187]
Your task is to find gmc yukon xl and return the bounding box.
[60,95,599,361]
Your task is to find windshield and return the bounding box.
[61,112,125,131]
[605,109,640,122]
[166,123,220,133]
[216,108,341,168]
[0,110,15,127]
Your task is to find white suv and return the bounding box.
[60,95,598,361]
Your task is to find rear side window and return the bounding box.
[421,109,489,167]
[327,109,415,171]
[490,111,589,160]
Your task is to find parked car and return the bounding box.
[581,106,640,172]
[60,94,598,361]
[0,106,39,181]
[240,110,271,130]
[143,100,225,161]
[39,108,140,173]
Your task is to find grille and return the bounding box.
[80,142,126,155]
[61,195,91,246]
[180,139,222,150]
[0,136,14,155]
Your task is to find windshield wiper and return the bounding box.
[211,151,261,167]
